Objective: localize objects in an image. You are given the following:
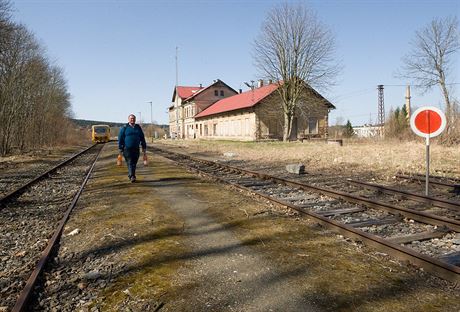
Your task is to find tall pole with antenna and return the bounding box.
[175,46,179,86]
[175,46,180,139]
[147,101,153,141]
[147,101,153,125]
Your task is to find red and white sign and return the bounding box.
[410,106,446,138]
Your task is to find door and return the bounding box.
[289,117,298,141]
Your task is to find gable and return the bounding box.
[183,79,238,103]
[171,86,203,102]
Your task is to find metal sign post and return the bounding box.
[425,135,430,196]
[410,106,446,196]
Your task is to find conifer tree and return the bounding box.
[344,120,354,137]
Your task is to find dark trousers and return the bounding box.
[123,148,140,178]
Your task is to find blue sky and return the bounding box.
[11,0,460,126]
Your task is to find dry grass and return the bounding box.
[156,139,460,179]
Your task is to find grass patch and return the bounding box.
[158,140,460,179]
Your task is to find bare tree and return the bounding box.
[0,0,14,65]
[0,17,72,155]
[400,16,459,135]
[253,2,340,141]
[0,25,41,154]
[0,0,12,34]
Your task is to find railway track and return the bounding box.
[0,144,103,311]
[0,145,96,204]
[152,146,460,284]
[294,169,460,202]
[396,173,460,194]
[296,173,460,224]
[0,147,94,200]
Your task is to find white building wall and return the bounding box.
[196,111,256,141]
[353,125,384,138]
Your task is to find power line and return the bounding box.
[333,88,375,101]
[382,82,459,87]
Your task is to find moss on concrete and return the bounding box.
[187,183,460,311]
[60,143,458,311]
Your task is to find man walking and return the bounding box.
[118,114,147,182]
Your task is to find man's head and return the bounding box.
[128,114,136,125]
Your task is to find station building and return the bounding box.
[169,79,335,141]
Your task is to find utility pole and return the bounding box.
[405,85,411,123]
[138,111,142,126]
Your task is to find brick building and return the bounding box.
[168,79,237,138]
[169,79,335,141]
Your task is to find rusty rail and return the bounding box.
[396,174,460,194]
[12,144,103,312]
[153,146,460,283]
[347,179,460,211]
[0,144,97,208]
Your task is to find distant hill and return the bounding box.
[71,119,124,127]
[71,119,169,130]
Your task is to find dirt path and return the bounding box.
[156,176,317,311]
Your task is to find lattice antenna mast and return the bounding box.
[377,85,385,125]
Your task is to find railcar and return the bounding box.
[91,125,111,143]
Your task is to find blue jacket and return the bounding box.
[118,124,146,151]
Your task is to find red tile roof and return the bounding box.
[195,83,279,118]
[176,86,203,100]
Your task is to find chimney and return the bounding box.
[239,89,242,94]
[405,85,411,121]
[257,79,264,88]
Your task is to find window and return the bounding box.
[262,120,270,136]
[220,90,224,96]
[214,90,218,96]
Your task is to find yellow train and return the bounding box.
[91,125,111,143]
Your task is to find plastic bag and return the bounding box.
[143,153,148,166]
[117,154,122,166]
